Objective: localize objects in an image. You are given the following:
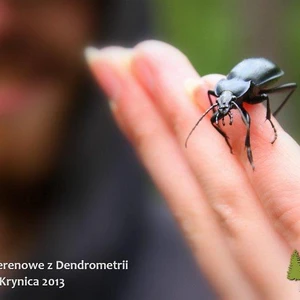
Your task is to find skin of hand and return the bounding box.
[85,40,300,299]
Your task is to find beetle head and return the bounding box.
[217,91,236,115]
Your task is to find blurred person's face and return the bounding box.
[0,0,97,186]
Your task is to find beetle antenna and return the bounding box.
[231,101,248,124]
[185,103,218,148]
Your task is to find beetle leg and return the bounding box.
[211,113,233,154]
[222,117,225,126]
[262,94,277,144]
[247,93,278,144]
[261,82,297,117]
[215,113,219,125]
[231,102,254,170]
[208,90,217,113]
[241,109,254,170]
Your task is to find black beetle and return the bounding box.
[185,57,297,170]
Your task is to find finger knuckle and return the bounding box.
[132,122,159,152]
[209,191,247,238]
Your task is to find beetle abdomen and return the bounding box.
[227,58,284,87]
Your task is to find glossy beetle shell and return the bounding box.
[227,57,284,87]
[214,58,284,98]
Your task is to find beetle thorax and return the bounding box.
[217,90,234,115]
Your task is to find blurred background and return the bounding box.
[152,0,300,141]
[0,0,298,299]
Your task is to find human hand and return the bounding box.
[86,41,300,299]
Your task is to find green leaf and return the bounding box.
[287,250,300,281]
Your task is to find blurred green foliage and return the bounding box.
[153,0,238,74]
[153,0,300,141]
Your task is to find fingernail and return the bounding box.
[108,99,117,112]
[84,46,102,64]
[84,46,132,101]
[184,78,203,97]
[184,78,206,106]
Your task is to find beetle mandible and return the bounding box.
[185,57,297,170]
